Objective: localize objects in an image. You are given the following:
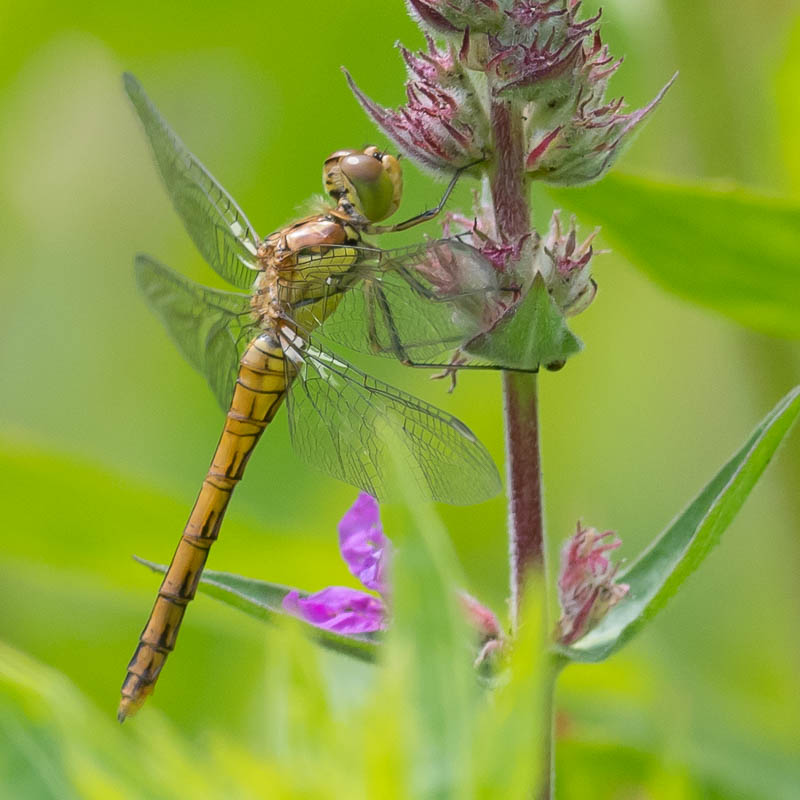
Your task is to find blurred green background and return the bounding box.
[1,0,799,796]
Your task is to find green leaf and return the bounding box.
[776,17,800,191]
[547,175,800,338]
[465,274,583,370]
[134,557,380,663]
[560,385,800,663]
[378,425,481,798]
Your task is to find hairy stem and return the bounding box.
[490,93,553,799]
[488,99,529,243]
[488,98,544,628]
[503,371,546,629]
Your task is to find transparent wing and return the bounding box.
[124,73,260,291]
[135,255,257,410]
[279,239,510,366]
[283,333,501,505]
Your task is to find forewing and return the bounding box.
[281,239,506,366]
[284,336,501,504]
[124,73,260,291]
[135,255,256,410]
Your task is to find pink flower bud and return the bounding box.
[344,53,490,172]
[405,0,505,36]
[535,210,600,316]
[525,74,676,185]
[459,590,503,639]
[556,523,629,646]
[458,591,506,667]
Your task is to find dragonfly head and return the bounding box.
[323,146,402,223]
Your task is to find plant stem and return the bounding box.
[503,371,545,631]
[538,657,562,800]
[488,100,529,243]
[487,97,544,629]
[489,93,553,798]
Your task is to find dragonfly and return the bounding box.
[118,74,511,722]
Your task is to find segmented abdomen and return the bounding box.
[118,333,290,721]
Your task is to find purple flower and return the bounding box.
[282,586,386,635]
[282,493,391,634]
[282,494,505,656]
[556,523,629,646]
[337,492,391,594]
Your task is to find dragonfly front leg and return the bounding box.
[364,159,484,235]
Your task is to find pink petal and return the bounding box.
[282,587,387,634]
[338,493,391,593]
[458,591,502,639]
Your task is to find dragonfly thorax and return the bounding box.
[323,146,402,224]
[253,213,361,334]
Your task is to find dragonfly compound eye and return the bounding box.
[339,152,402,223]
[323,148,359,200]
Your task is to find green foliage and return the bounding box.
[135,557,380,663]
[776,16,800,192]
[0,481,551,799]
[3,0,800,796]
[548,175,800,337]
[466,275,583,370]
[561,386,800,662]
[0,640,270,800]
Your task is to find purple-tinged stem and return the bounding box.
[503,371,545,629]
[488,100,529,243]
[489,93,553,800]
[488,98,546,630]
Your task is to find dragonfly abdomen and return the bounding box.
[118,333,288,721]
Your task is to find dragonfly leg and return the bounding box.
[363,283,383,357]
[373,283,411,363]
[364,159,484,235]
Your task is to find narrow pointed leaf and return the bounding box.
[380,426,478,797]
[134,557,380,662]
[559,385,800,663]
[465,274,583,370]
[547,175,800,338]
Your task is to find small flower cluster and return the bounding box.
[345,38,488,173]
[535,210,600,316]
[347,0,673,185]
[345,1,672,328]
[556,522,629,645]
[442,197,596,317]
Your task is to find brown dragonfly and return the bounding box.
[117,74,513,721]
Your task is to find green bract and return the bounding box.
[465,275,583,371]
[558,386,800,662]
